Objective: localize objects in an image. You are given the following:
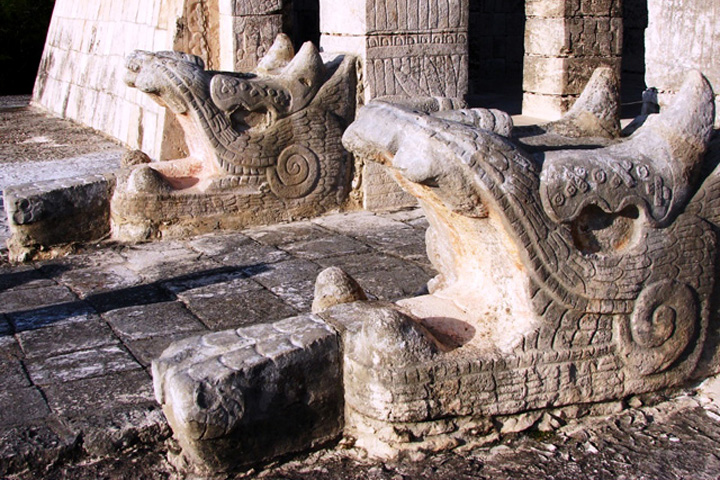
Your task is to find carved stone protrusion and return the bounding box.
[210,38,326,119]
[152,315,343,474]
[622,281,699,377]
[540,71,715,227]
[433,108,513,138]
[152,66,720,470]
[543,67,622,139]
[312,267,367,314]
[113,35,357,241]
[121,149,152,167]
[255,34,295,74]
[338,68,719,453]
[267,144,320,199]
[349,305,440,369]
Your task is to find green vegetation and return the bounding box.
[0,0,56,94]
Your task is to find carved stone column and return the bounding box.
[320,0,468,102]
[523,0,623,119]
[174,0,221,69]
[320,0,469,211]
[218,0,284,71]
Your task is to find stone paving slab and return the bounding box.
[179,283,301,330]
[103,301,207,342]
[42,370,156,418]
[278,234,372,260]
[0,284,78,314]
[25,345,143,386]
[8,301,98,332]
[0,266,57,291]
[52,264,144,299]
[0,387,50,428]
[16,317,119,359]
[0,418,80,477]
[123,332,208,368]
[245,221,330,246]
[0,357,31,390]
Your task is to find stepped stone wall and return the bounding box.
[32,0,228,160]
[33,1,178,159]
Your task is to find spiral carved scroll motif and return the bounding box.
[267,144,320,199]
[622,281,698,376]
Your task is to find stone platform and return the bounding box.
[2,97,720,479]
[0,96,123,248]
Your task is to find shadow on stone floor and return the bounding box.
[1,263,274,334]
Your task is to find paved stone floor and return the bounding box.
[2,96,720,479]
[0,206,436,478]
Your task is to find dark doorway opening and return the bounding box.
[621,0,648,118]
[467,0,525,114]
[285,0,321,52]
[0,0,56,95]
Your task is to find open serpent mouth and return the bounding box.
[230,107,273,132]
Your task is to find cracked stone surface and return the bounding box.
[248,398,720,480]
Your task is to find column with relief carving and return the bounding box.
[320,0,469,211]
[645,0,720,127]
[218,0,284,71]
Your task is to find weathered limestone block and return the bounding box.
[646,0,720,127]
[218,9,283,71]
[218,0,284,72]
[113,35,356,241]
[522,0,622,119]
[4,174,115,262]
[312,266,367,314]
[320,0,469,104]
[152,314,343,473]
[231,0,282,15]
[175,0,221,70]
[337,69,720,453]
[523,17,567,58]
[525,0,567,18]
